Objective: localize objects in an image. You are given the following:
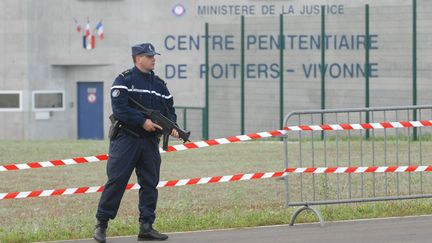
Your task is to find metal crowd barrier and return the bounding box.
[282,105,432,226]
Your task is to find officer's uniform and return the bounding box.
[95,45,176,226]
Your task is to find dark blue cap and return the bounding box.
[131,43,161,56]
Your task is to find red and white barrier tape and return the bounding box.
[0,155,109,172]
[1,120,431,172]
[285,165,432,174]
[2,165,431,200]
[0,170,286,200]
[163,120,432,153]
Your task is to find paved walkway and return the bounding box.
[56,215,432,243]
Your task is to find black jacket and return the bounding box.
[110,66,176,137]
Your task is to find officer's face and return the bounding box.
[136,55,155,71]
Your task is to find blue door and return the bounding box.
[77,82,104,139]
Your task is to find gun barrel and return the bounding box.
[178,130,191,142]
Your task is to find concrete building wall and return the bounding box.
[0,0,29,139]
[0,0,431,140]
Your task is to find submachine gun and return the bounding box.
[128,97,191,150]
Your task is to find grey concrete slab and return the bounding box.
[55,215,432,243]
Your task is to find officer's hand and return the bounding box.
[143,119,163,132]
[171,129,179,138]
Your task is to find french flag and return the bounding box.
[83,19,94,50]
[83,35,95,49]
[73,18,81,33]
[96,20,104,40]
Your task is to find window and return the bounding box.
[32,91,65,111]
[0,91,22,111]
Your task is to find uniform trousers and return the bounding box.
[96,133,161,224]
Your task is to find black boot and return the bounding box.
[93,220,108,243]
[138,223,168,241]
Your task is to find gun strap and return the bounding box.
[118,124,140,138]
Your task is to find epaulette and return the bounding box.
[119,69,132,78]
[155,75,167,85]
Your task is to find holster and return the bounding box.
[108,114,140,139]
[108,114,121,139]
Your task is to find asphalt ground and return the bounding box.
[51,215,432,243]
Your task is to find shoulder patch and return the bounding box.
[155,75,167,85]
[111,89,121,98]
[119,69,132,78]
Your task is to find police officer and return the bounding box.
[94,43,178,242]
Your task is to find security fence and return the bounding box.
[282,105,432,226]
[201,0,431,140]
[174,106,205,140]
